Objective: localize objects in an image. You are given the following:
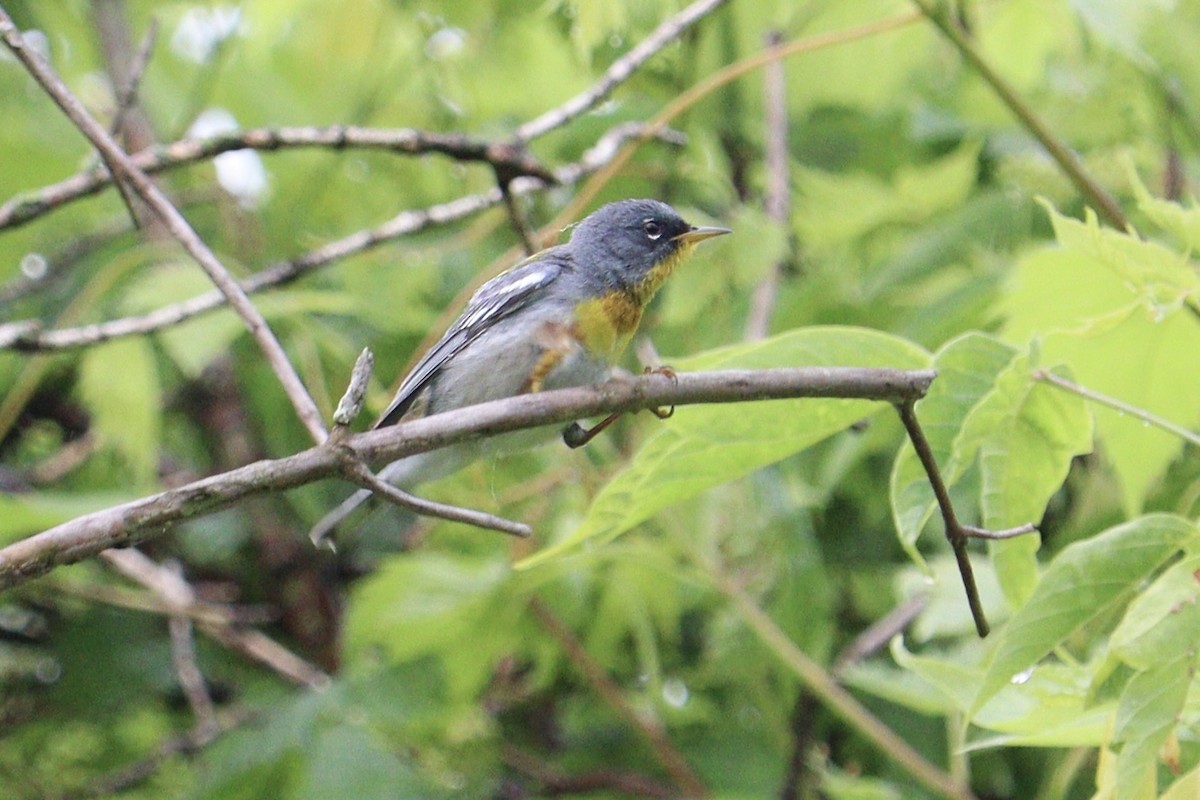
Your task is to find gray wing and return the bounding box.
[373,254,566,428]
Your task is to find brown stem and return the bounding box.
[910,0,1128,231]
[0,10,329,444]
[894,401,1038,638]
[530,598,708,797]
[0,366,936,591]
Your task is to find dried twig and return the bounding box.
[514,0,731,141]
[0,123,681,353]
[0,126,557,232]
[100,548,330,690]
[744,30,790,341]
[0,10,327,442]
[709,568,979,800]
[0,366,936,590]
[1034,369,1200,447]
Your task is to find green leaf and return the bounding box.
[0,492,135,543]
[973,514,1198,713]
[298,723,423,800]
[1004,237,1200,514]
[1043,203,1200,317]
[952,352,1094,604]
[890,332,1018,567]
[1129,164,1200,252]
[1161,766,1200,800]
[346,552,510,666]
[517,327,931,569]
[1109,554,1200,671]
[1114,653,1193,800]
[894,635,1115,748]
[77,337,161,485]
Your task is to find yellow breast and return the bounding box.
[571,242,695,361]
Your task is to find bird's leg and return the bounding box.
[562,366,677,449]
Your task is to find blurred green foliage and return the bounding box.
[2,1,1199,798]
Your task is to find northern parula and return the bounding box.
[311,198,730,539]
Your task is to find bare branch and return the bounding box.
[894,401,1038,638]
[515,0,730,141]
[1035,369,1200,447]
[0,12,329,442]
[744,30,790,341]
[101,548,330,689]
[339,457,532,539]
[0,366,936,591]
[107,15,159,140]
[0,123,682,353]
[0,126,557,232]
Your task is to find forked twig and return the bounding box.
[894,401,1037,637]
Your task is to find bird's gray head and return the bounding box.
[568,199,729,289]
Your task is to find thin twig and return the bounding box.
[499,179,538,256]
[100,549,330,689]
[107,16,159,140]
[894,401,1037,638]
[910,0,1128,231]
[1035,369,1200,447]
[514,0,730,142]
[745,30,790,342]
[0,11,327,442]
[163,561,219,742]
[502,745,678,799]
[0,366,937,590]
[832,593,930,676]
[708,568,979,800]
[332,347,374,428]
[782,593,930,800]
[339,458,532,539]
[530,598,708,798]
[0,126,557,232]
[0,123,680,353]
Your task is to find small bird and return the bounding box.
[310,198,730,541]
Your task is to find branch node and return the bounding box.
[332,348,374,429]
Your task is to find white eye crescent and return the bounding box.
[643,219,663,240]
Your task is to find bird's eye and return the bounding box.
[643,220,662,240]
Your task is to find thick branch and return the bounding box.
[0,367,935,591]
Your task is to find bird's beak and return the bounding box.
[674,225,732,244]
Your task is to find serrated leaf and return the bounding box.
[1004,239,1200,514]
[1114,653,1193,800]
[1110,554,1200,670]
[518,327,931,569]
[1043,203,1200,318]
[1129,165,1200,252]
[890,332,1018,567]
[77,337,161,484]
[973,514,1199,713]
